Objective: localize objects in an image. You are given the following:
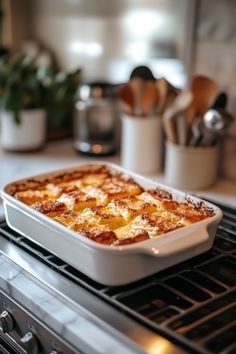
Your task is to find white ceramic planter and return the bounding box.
[0,109,46,151]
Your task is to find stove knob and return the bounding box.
[20,332,38,354]
[0,311,14,333]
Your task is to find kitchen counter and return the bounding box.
[1,139,236,216]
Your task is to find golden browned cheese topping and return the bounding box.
[15,190,53,205]
[13,165,214,246]
[47,182,81,196]
[82,177,143,205]
[78,224,118,245]
[32,200,67,217]
[77,206,126,230]
[58,191,96,211]
[108,194,156,221]
[54,210,79,227]
[114,229,149,245]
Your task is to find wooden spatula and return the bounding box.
[141,80,158,117]
[118,84,135,116]
[155,78,168,115]
[192,75,219,117]
[130,77,144,116]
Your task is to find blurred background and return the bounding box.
[0,0,235,180]
[0,0,193,87]
[1,0,235,110]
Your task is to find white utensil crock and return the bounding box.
[121,114,163,174]
[1,109,46,151]
[165,142,219,190]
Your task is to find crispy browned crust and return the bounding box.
[47,182,80,196]
[149,188,173,200]
[11,164,214,246]
[15,190,52,205]
[32,200,67,217]
[87,206,116,219]
[58,191,97,211]
[113,229,149,246]
[54,210,79,226]
[137,213,180,233]
[78,224,118,245]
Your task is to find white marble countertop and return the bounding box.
[0,254,140,354]
[1,139,236,217]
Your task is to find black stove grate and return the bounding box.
[1,200,236,354]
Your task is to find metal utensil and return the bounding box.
[203,108,234,132]
[188,117,204,146]
[198,109,234,147]
[198,123,216,147]
[211,92,228,110]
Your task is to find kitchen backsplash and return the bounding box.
[192,0,236,179]
[193,0,236,135]
[26,0,190,87]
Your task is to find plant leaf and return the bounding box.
[13,111,21,125]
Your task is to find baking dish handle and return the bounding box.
[136,226,211,257]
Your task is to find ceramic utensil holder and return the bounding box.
[165,142,219,190]
[121,114,163,174]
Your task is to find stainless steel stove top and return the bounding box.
[1,200,236,354]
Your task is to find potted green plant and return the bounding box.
[0,54,47,151]
[43,67,81,140]
[0,54,81,151]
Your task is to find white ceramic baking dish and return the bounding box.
[1,162,223,286]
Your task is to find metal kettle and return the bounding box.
[74,81,118,155]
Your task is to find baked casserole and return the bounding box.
[12,165,214,246]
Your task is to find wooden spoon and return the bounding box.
[164,90,192,120]
[164,90,193,146]
[155,78,168,115]
[130,77,144,116]
[192,75,219,116]
[141,80,158,117]
[162,114,177,144]
[118,84,135,116]
[185,75,219,145]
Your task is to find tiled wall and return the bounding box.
[26,0,189,87]
[194,0,236,129]
[193,0,236,179]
